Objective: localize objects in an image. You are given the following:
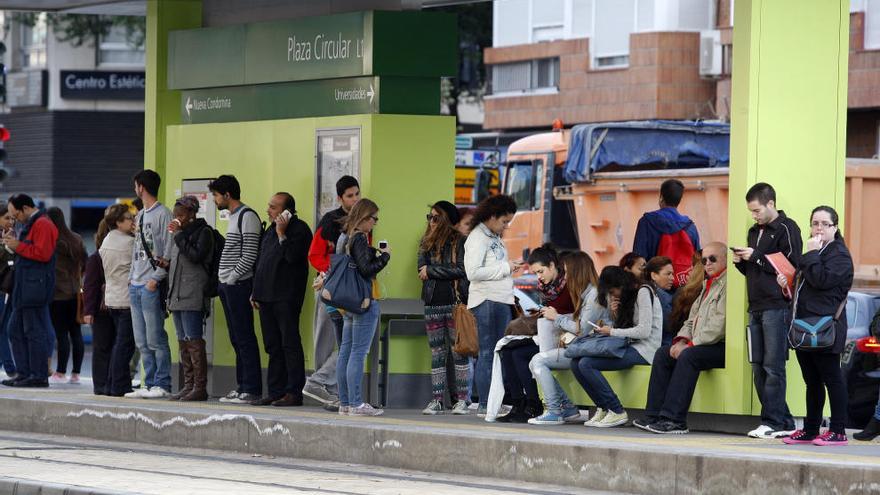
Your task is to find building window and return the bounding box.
[20,14,47,69]
[867,0,880,49]
[592,0,635,69]
[490,58,560,95]
[99,25,145,66]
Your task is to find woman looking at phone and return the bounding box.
[528,251,611,425]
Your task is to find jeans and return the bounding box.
[313,295,338,372]
[645,343,725,423]
[218,279,262,396]
[499,341,540,401]
[129,285,172,391]
[258,301,305,398]
[308,308,344,393]
[337,301,379,407]
[172,311,205,341]
[90,311,115,395]
[108,309,136,396]
[796,350,847,434]
[8,305,52,381]
[570,347,648,414]
[750,308,795,430]
[529,349,575,412]
[51,298,83,374]
[0,296,16,373]
[472,301,512,407]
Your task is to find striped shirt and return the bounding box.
[218,204,261,285]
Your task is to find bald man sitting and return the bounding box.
[634,242,728,434]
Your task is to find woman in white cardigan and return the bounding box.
[464,195,521,414]
[569,266,662,428]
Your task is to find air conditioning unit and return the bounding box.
[700,30,722,77]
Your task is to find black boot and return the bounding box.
[855,417,880,441]
[496,399,527,423]
[522,398,544,422]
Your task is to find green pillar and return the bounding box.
[145,0,202,190]
[726,0,850,415]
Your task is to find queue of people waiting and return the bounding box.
[0,172,874,447]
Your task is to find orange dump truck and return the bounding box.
[501,124,880,285]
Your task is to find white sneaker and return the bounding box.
[583,408,606,427]
[594,410,628,428]
[338,405,350,416]
[49,373,66,384]
[349,403,384,416]
[450,400,470,415]
[748,424,795,439]
[141,386,170,399]
[422,399,444,415]
[218,390,240,403]
[124,388,148,399]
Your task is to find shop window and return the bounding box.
[20,14,47,69]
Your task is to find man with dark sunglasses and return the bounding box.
[732,182,802,439]
[635,242,728,435]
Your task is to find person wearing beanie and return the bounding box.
[417,200,470,415]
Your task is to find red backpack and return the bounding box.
[657,224,696,288]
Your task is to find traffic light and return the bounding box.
[0,126,11,183]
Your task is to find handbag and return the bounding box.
[449,244,478,357]
[319,237,373,314]
[564,332,629,359]
[505,314,539,336]
[75,289,85,325]
[787,276,845,351]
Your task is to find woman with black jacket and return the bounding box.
[336,198,390,417]
[782,206,853,446]
[166,196,214,402]
[417,200,469,416]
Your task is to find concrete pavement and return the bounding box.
[0,385,876,494]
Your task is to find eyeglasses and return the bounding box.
[701,255,718,265]
[123,215,134,221]
[811,221,835,228]
[426,214,440,223]
[370,215,379,223]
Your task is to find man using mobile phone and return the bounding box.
[250,193,312,407]
[732,183,802,439]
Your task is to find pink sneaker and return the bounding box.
[812,430,848,446]
[782,430,817,445]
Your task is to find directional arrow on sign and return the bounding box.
[185,97,193,117]
[367,84,374,104]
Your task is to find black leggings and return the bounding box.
[50,299,83,374]
[499,341,540,401]
[795,350,847,434]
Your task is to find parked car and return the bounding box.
[841,290,880,428]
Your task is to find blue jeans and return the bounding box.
[337,301,379,407]
[529,350,575,413]
[0,296,16,373]
[172,311,205,341]
[8,305,52,380]
[218,279,262,395]
[750,308,795,430]
[129,285,172,392]
[570,347,648,414]
[472,301,511,407]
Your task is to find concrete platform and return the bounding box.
[0,385,879,494]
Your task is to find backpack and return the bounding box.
[657,223,696,289]
[203,225,225,298]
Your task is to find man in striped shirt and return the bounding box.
[209,175,263,404]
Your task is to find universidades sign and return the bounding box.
[60,71,146,100]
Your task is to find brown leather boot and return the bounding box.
[181,338,208,401]
[169,340,193,400]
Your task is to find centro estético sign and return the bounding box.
[60,70,145,100]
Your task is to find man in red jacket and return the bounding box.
[302,175,360,409]
[1,194,58,387]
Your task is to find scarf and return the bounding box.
[538,271,566,302]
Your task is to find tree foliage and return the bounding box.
[10,12,145,48]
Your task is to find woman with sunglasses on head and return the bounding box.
[417,201,470,415]
[570,265,662,428]
[335,198,390,417]
[782,206,853,446]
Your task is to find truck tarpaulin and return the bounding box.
[563,120,730,183]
